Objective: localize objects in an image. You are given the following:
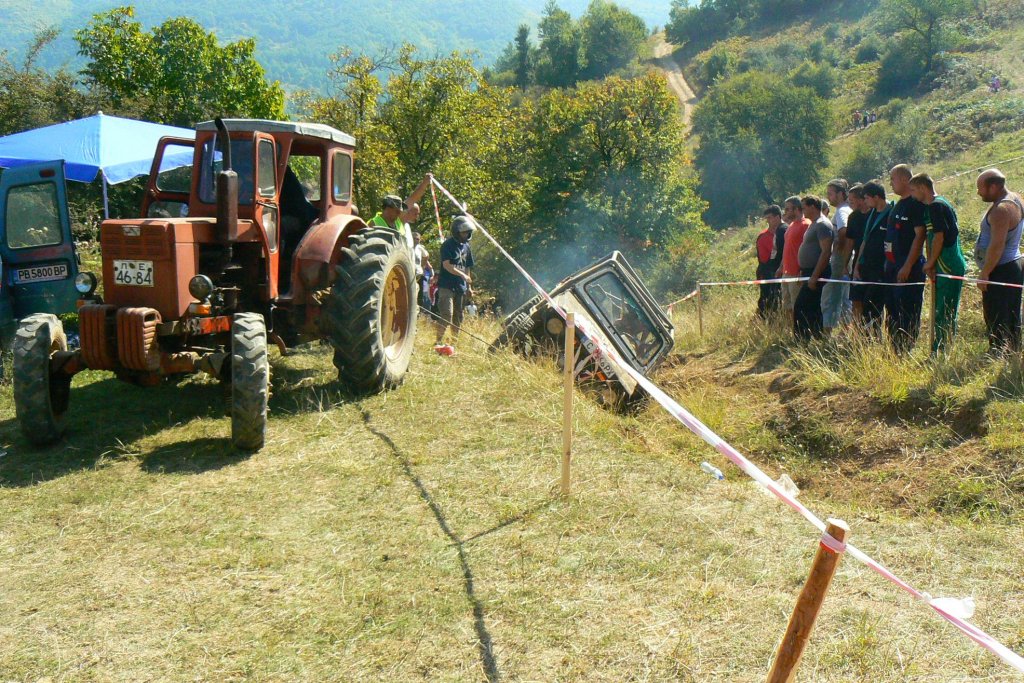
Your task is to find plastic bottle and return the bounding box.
[700,461,724,480]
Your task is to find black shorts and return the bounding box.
[849,280,866,303]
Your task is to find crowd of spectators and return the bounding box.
[755,166,1024,356]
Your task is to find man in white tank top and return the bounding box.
[975,168,1024,353]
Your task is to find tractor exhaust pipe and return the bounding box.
[214,117,238,242]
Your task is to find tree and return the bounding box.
[75,6,284,127]
[691,70,831,226]
[877,0,972,92]
[535,1,583,88]
[514,24,532,90]
[299,45,533,235]
[521,73,707,277]
[579,0,647,81]
[0,29,94,136]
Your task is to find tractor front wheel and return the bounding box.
[13,314,71,445]
[230,313,269,451]
[325,227,417,393]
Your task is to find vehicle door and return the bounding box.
[0,161,80,321]
[253,133,280,298]
[141,137,196,218]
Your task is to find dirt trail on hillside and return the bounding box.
[652,35,698,126]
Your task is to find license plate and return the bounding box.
[113,259,155,287]
[14,263,68,284]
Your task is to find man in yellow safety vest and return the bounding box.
[367,173,433,252]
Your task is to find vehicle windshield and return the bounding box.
[584,272,663,366]
[198,136,254,205]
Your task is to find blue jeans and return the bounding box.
[821,275,851,328]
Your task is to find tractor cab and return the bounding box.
[139,120,355,301]
[0,161,84,342]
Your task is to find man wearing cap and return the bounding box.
[367,173,433,251]
[435,215,477,350]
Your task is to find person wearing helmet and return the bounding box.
[434,215,476,350]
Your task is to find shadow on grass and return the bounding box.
[0,375,229,487]
[0,349,360,487]
[359,407,504,683]
[140,436,252,474]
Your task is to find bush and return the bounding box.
[835,111,929,182]
[789,60,839,99]
[855,34,881,63]
[875,39,928,96]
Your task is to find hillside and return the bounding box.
[0,0,670,91]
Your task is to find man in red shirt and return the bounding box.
[776,195,811,320]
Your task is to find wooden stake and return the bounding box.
[697,284,704,338]
[766,519,850,683]
[561,313,575,497]
[929,276,938,353]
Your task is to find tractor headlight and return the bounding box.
[188,274,214,301]
[74,271,98,295]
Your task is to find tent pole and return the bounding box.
[101,174,110,220]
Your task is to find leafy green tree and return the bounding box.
[521,73,707,275]
[579,0,648,81]
[75,6,284,127]
[691,70,831,226]
[535,1,583,88]
[513,24,532,90]
[880,0,972,75]
[300,45,533,237]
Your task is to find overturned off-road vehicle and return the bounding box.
[490,252,673,411]
[13,118,417,450]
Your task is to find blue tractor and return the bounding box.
[0,161,92,346]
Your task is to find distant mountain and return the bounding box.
[0,1,670,92]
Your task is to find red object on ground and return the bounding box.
[434,344,455,356]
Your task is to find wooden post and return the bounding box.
[929,277,938,353]
[561,313,575,497]
[766,519,850,683]
[697,284,704,338]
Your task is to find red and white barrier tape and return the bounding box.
[938,273,1024,290]
[699,276,927,288]
[666,289,700,311]
[699,274,1024,290]
[430,176,1024,675]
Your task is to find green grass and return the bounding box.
[1,316,1023,680]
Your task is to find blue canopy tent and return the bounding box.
[0,112,195,218]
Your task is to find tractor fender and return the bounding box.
[289,215,367,302]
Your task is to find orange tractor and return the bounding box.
[12,118,418,450]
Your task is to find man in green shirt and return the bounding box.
[367,173,433,252]
[910,173,968,354]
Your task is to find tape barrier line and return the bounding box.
[699,274,1024,291]
[430,176,1024,675]
[938,272,1024,290]
[666,289,700,309]
[699,277,926,288]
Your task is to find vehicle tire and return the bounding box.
[489,295,541,353]
[13,314,70,445]
[231,313,269,451]
[324,227,417,393]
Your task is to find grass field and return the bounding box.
[1,310,1022,681]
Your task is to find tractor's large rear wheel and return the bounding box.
[13,314,71,445]
[325,227,417,393]
[231,313,269,451]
